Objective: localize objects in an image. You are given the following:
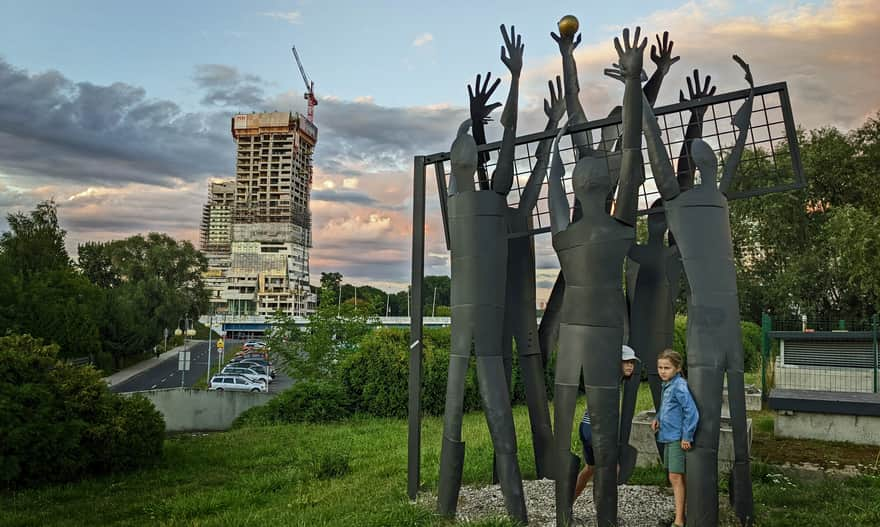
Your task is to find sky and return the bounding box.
[0,0,878,302]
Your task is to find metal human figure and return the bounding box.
[538,29,681,384]
[546,27,646,527]
[437,24,528,523]
[638,55,756,527]
[497,76,566,480]
[621,71,715,464]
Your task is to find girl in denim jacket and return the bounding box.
[651,349,699,527]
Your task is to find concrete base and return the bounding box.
[126,388,273,432]
[631,411,752,470]
[775,411,880,446]
[722,383,763,414]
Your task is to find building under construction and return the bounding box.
[200,111,318,319]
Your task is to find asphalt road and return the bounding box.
[111,341,215,393]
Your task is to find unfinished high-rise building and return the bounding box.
[200,111,318,319]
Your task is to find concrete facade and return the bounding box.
[630,411,752,470]
[775,411,880,446]
[128,388,273,432]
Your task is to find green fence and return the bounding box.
[761,313,880,398]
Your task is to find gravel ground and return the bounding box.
[422,479,677,526]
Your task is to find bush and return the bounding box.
[0,334,164,487]
[672,316,764,375]
[234,380,350,426]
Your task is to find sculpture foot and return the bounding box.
[437,436,465,518]
[495,451,529,524]
[729,460,755,526]
[555,452,580,527]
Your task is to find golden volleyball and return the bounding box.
[557,15,579,37]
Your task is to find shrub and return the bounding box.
[0,334,164,488]
[234,380,350,426]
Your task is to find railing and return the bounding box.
[761,313,880,397]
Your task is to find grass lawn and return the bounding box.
[2,383,878,526]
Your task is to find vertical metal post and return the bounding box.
[873,314,878,394]
[761,312,772,401]
[408,156,427,500]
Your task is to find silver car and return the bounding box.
[209,375,267,392]
[221,366,272,385]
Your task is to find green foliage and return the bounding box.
[0,334,164,488]
[669,316,761,375]
[731,112,880,322]
[268,287,377,382]
[234,381,350,426]
[307,451,352,480]
[0,199,70,277]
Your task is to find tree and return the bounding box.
[0,200,70,278]
[319,272,343,306]
[267,286,377,382]
[730,112,880,322]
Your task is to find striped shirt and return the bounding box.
[581,408,591,425]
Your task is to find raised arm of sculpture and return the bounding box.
[468,73,502,190]
[548,121,571,236]
[552,18,591,158]
[719,55,755,195]
[643,31,680,107]
[493,24,524,196]
[519,76,565,213]
[608,27,647,227]
[674,70,716,191]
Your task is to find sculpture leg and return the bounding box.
[726,369,755,526]
[538,270,565,366]
[617,361,641,484]
[437,320,472,518]
[684,345,724,527]
[553,323,581,527]
[582,326,622,527]
[475,353,528,524]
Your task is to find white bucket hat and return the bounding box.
[621,345,640,362]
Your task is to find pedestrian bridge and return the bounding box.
[200,315,451,337]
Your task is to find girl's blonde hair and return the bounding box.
[658,348,683,370]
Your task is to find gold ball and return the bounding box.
[558,15,579,37]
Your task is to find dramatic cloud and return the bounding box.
[260,11,302,24]
[413,33,434,47]
[193,64,266,108]
[0,58,232,189]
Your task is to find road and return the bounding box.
[111,341,215,393]
[111,340,293,394]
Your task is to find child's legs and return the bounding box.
[665,442,687,525]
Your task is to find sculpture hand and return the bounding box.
[679,69,716,103]
[551,29,582,56]
[604,64,648,84]
[543,76,565,123]
[650,31,680,77]
[500,24,524,77]
[613,27,647,79]
[467,72,502,125]
[732,54,754,88]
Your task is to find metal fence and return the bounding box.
[761,314,880,397]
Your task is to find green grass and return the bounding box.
[2,382,879,526]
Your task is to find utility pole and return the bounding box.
[432,287,438,317]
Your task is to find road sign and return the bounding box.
[164,327,169,340]
[178,351,191,371]
[217,339,224,349]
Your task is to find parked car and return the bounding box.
[237,361,275,378]
[221,366,272,385]
[241,341,268,352]
[209,375,266,392]
[234,350,270,361]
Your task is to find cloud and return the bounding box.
[260,11,302,24]
[193,64,266,108]
[413,33,434,47]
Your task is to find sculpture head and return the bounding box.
[450,119,477,193]
[691,139,718,189]
[647,199,668,240]
[572,154,612,211]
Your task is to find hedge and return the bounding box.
[0,334,165,488]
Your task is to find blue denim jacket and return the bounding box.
[656,373,699,443]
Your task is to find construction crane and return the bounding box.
[291,46,317,123]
